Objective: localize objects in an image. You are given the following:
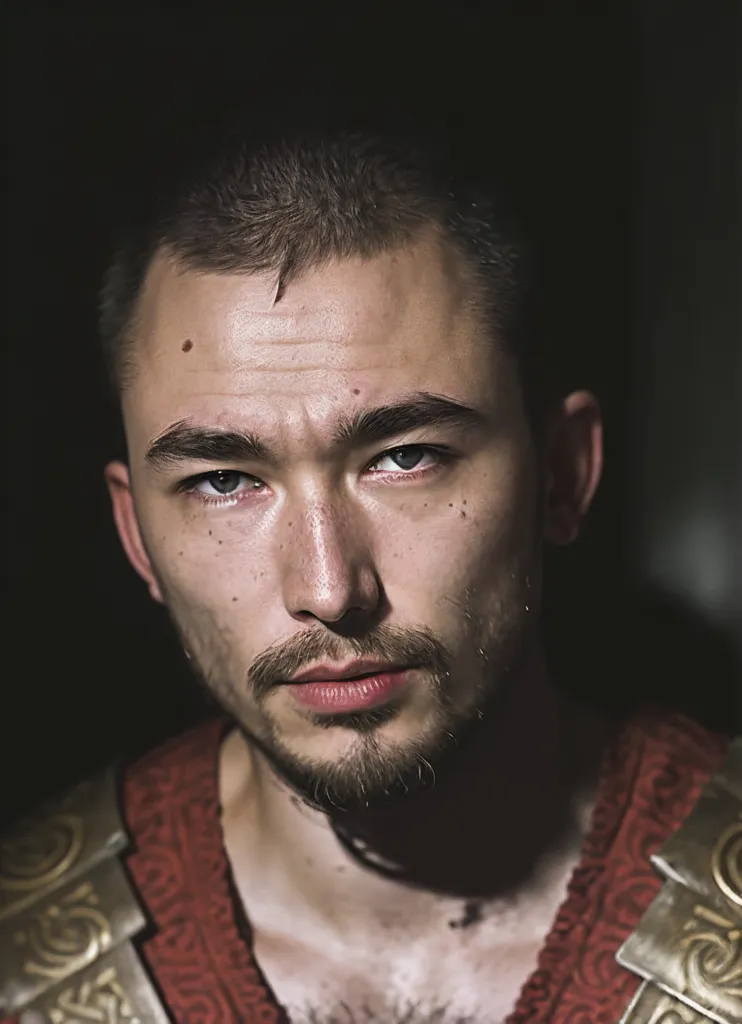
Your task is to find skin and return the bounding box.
[106,232,603,1020]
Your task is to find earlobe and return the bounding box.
[542,391,603,546]
[104,461,164,603]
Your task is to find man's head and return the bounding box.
[103,128,602,811]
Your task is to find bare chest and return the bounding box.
[251,898,548,1024]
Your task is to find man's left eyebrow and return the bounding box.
[333,392,488,447]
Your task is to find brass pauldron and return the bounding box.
[0,769,170,1023]
[618,737,742,1024]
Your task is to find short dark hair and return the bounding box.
[100,122,554,427]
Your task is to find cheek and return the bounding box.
[139,500,276,613]
[379,472,534,617]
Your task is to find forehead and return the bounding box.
[125,236,506,442]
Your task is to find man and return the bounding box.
[1,124,738,1024]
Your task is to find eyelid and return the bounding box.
[174,469,260,494]
[365,443,456,469]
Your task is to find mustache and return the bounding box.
[248,623,451,701]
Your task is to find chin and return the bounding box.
[242,702,460,812]
[274,740,443,813]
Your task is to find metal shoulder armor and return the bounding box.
[0,768,170,1023]
[618,737,742,1024]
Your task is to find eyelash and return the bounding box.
[177,445,456,508]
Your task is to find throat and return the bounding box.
[320,683,605,903]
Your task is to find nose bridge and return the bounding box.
[280,488,377,622]
[295,494,352,569]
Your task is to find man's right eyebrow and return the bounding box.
[145,421,273,470]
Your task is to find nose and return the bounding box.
[279,500,381,626]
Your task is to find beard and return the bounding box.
[241,622,456,812]
[157,565,536,814]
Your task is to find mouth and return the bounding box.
[282,662,416,713]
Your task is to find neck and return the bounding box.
[220,656,610,924]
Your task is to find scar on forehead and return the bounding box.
[178,273,285,355]
[257,270,285,308]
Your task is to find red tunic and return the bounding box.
[4,708,730,1023]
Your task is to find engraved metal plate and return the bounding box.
[0,769,126,922]
[620,979,712,1023]
[20,941,172,1024]
[0,856,145,1013]
[616,735,742,1023]
[653,784,742,920]
[617,878,742,1023]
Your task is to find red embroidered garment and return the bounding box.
[4,709,729,1023]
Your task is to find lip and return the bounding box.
[286,660,408,684]
[285,667,413,712]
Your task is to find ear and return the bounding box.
[542,390,603,545]
[104,461,164,603]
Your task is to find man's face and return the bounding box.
[108,237,585,810]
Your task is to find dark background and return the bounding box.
[5,5,740,828]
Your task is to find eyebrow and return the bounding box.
[145,392,487,471]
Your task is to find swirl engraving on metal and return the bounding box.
[47,966,142,1024]
[654,1009,706,1023]
[711,814,742,909]
[14,882,112,981]
[680,903,742,1002]
[619,981,712,1023]
[0,815,84,895]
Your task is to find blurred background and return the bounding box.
[5,4,740,828]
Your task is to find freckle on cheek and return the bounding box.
[208,530,212,536]
[218,540,223,545]
[352,388,361,395]
[448,503,453,508]
[232,597,238,602]
[181,339,193,352]
[460,510,467,518]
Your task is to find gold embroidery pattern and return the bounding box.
[680,903,742,1002]
[0,816,84,895]
[47,966,142,1024]
[14,883,111,982]
[711,814,742,909]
